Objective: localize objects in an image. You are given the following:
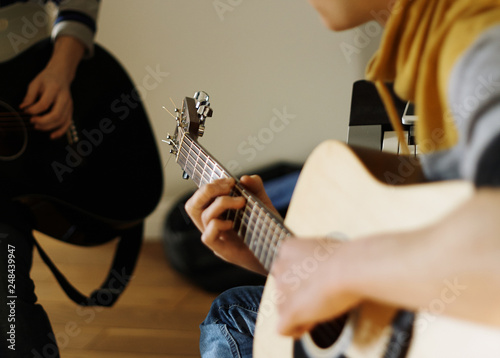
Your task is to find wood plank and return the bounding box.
[89,328,200,355]
[61,350,196,358]
[31,234,219,357]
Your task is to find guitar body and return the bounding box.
[167,95,500,357]
[0,39,163,244]
[254,140,500,357]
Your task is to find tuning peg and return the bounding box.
[162,106,178,120]
[194,91,210,109]
[197,105,213,118]
[162,134,173,145]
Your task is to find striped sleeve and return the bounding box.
[51,0,100,57]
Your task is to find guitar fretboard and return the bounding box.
[177,131,291,272]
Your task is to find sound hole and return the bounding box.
[309,313,349,349]
[0,101,28,160]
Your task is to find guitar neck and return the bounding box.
[177,132,291,272]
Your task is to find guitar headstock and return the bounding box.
[163,91,213,157]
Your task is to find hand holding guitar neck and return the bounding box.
[185,175,272,276]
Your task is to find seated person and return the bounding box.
[0,1,99,356]
[185,0,500,357]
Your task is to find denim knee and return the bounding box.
[199,286,264,358]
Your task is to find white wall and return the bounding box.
[95,0,381,239]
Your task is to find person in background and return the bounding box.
[184,0,500,357]
[0,1,99,356]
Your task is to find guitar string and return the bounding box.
[242,198,289,269]
[0,116,32,125]
[175,134,289,265]
[0,114,39,132]
[181,145,283,265]
[0,113,31,120]
[179,134,290,270]
[179,136,285,253]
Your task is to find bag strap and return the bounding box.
[34,223,143,307]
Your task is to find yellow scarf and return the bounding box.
[366,0,500,154]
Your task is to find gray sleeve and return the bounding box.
[447,24,500,186]
[51,0,100,57]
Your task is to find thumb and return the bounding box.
[20,78,41,111]
[278,318,314,339]
[240,175,265,195]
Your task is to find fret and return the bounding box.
[243,201,257,247]
[259,218,278,265]
[250,203,265,255]
[246,204,258,251]
[206,158,218,181]
[231,208,242,236]
[199,154,211,186]
[262,223,277,270]
[201,170,211,186]
[259,219,275,268]
[197,151,209,181]
[214,166,224,179]
[192,148,203,181]
[186,141,202,186]
[264,230,287,272]
[184,147,197,175]
[236,208,247,239]
[227,188,241,230]
[254,211,274,260]
[261,225,287,270]
[194,163,205,186]
[250,207,266,257]
[206,157,215,171]
[191,168,202,187]
[210,171,221,181]
[180,156,191,176]
[189,140,201,157]
[177,145,188,168]
[177,154,187,171]
[185,141,197,161]
[267,218,283,257]
[263,220,288,270]
[187,142,196,157]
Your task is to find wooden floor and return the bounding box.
[32,233,218,358]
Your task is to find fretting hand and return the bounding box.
[185,175,279,275]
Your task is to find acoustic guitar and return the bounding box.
[167,92,500,357]
[0,39,163,245]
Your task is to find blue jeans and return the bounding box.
[200,285,264,358]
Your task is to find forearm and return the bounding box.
[46,36,85,83]
[340,189,500,327]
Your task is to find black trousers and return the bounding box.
[0,203,60,358]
